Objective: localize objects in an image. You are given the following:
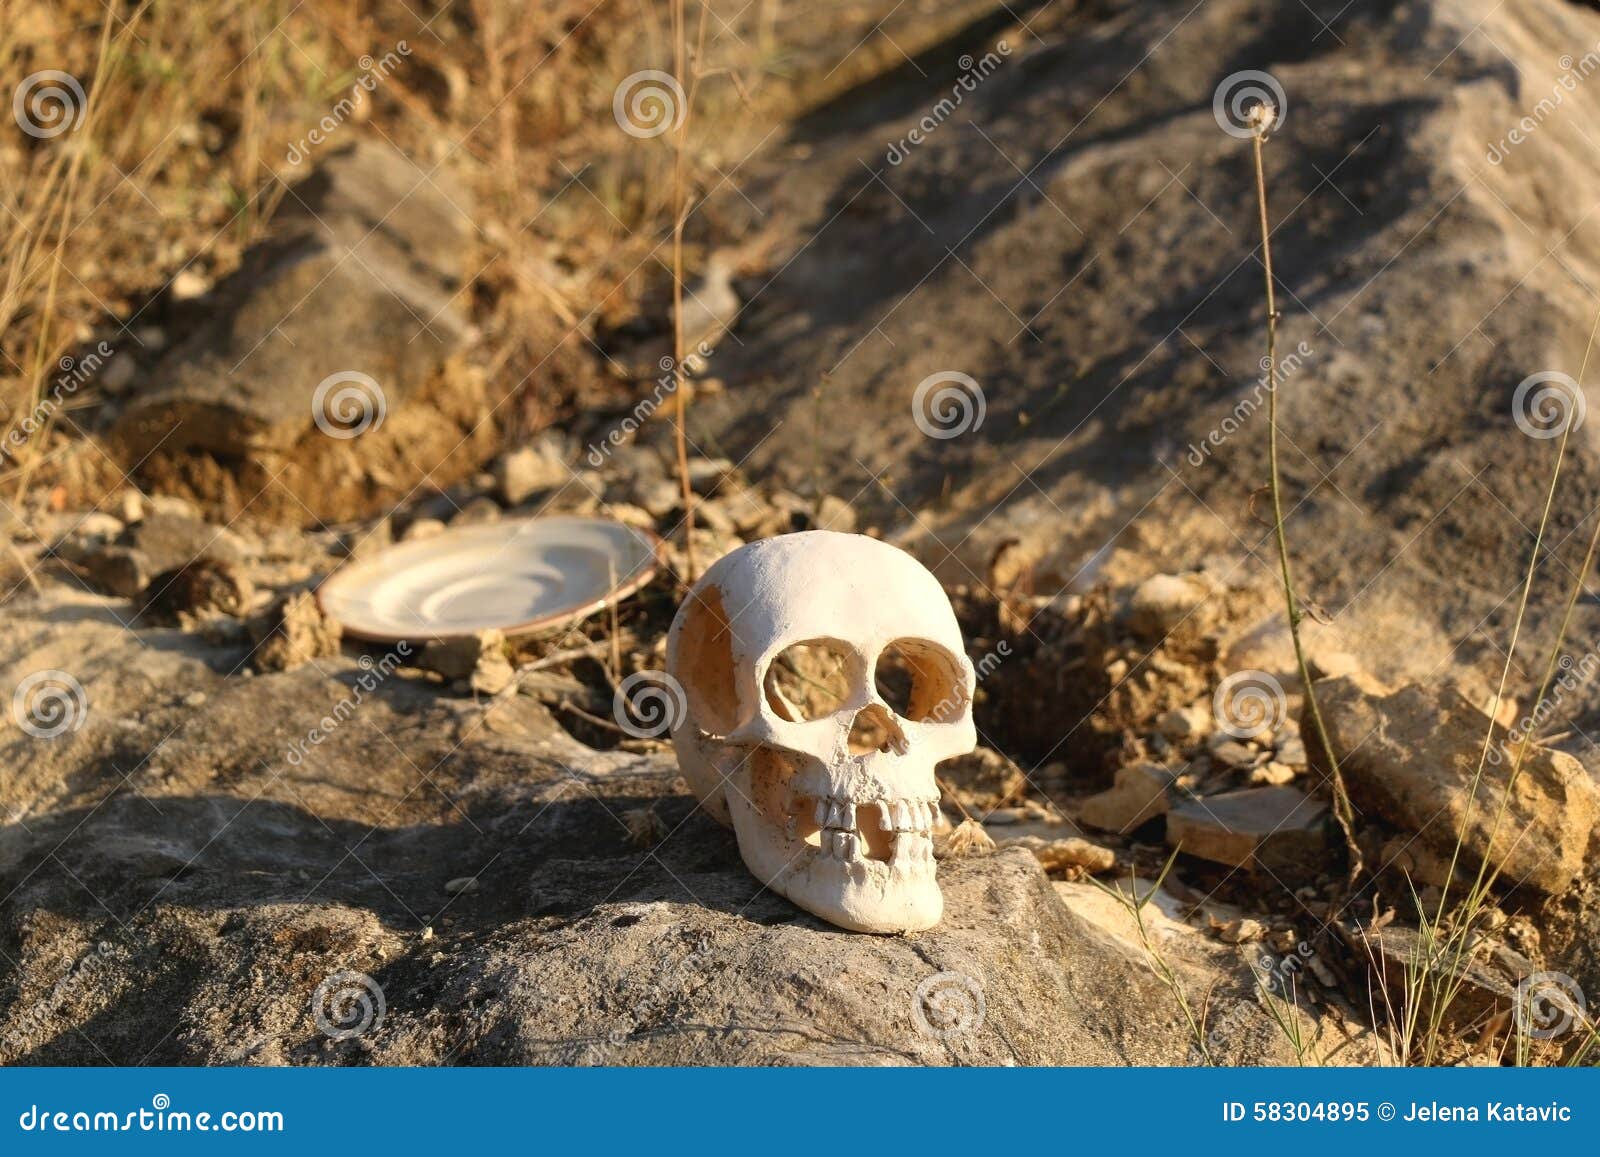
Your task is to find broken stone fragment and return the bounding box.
[419,629,515,696]
[1000,835,1116,875]
[1165,785,1329,876]
[1249,761,1298,787]
[1272,720,1307,766]
[940,817,997,859]
[1155,702,1213,742]
[126,512,251,569]
[1124,572,1212,640]
[1311,674,1599,894]
[135,559,254,625]
[400,517,447,543]
[1077,761,1176,834]
[1207,738,1257,769]
[496,436,570,505]
[685,456,733,493]
[83,512,251,599]
[813,494,857,533]
[450,496,501,526]
[252,590,342,672]
[1215,917,1266,944]
[81,545,152,598]
[1378,835,1460,889]
[1355,922,1519,1034]
[108,142,476,524]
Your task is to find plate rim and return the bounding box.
[314,514,663,644]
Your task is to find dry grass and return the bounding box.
[1245,100,1597,1068]
[0,0,775,535]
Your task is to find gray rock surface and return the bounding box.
[0,587,1361,1066]
[694,0,1600,719]
[112,140,472,460]
[1167,786,1330,878]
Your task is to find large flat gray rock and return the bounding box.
[112,140,472,459]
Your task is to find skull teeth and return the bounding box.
[811,795,937,859]
[813,828,863,862]
[890,831,934,867]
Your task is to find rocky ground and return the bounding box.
[6,0,1600,1066]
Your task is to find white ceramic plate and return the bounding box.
[317,516,661,642]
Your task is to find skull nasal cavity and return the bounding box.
[848,704,907,755]
[764,639,860,722]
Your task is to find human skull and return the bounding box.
[666,531,977,933]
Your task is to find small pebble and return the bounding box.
[170,269,211,300]
[401,517,447,542]
[1249,761,1297,786]
[1209,739,1257,769]
[1217,917,1266,944]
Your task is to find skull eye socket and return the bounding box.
[762,639,862,722]
[874,639,967,723]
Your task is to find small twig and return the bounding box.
[934,774,976,823]
[517,640,613,674]
[670,0,698,581]
[607,558,622,681]
[552,698,634,735]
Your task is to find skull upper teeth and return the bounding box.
[810,794,936,863]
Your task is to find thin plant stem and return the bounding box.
[1249,119,1361,881]
[670,0,697,582]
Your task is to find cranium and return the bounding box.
[666,531,977,933]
